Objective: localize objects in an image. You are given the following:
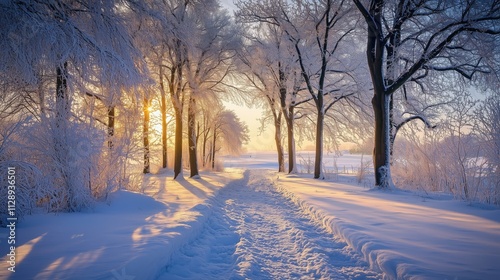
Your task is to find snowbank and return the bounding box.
[0,170,242,280]
[274,174,500,279]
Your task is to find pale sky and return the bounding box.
[223,101,276,151]
[220,0,237,12]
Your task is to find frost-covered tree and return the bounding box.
[476,93,500,202]
[237,0,361,179]
[239,39,287,172]
[198,106,216,167]
[184,3,242,178]
[0,0,145,211]
[136,0,191,179]
[443,93,481,200]
[210,110,249,169]
[239,23,306,174]
[352,0,500,188]
[128,0,242,178]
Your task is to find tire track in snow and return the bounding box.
[158,170,380,280]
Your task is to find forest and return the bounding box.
[0,0,499,223]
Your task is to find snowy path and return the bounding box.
[157,170,380,280]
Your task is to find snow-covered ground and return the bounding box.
[228,153,500,279]
[0,170,241,280]
[275,174,500,279]
[1,152,499,279]
[158,170,379,280]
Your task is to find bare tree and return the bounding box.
[184,4,241,178]
[476,93,500,203]
[210,110,249,169]
[238,0,360,179]
[239,41,286,172]
[238,23,307,174]
[352,0,500,188]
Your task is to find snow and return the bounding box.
[1,152,499,280]
[158,170,379,280]
[224,153,500,279]
[275,173,500,279]
[0,170,241,280]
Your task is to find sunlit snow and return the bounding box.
[1,153,499,280]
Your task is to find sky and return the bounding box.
[220,0,237,11]
[223,101,277,151]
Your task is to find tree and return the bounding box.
[0,0,145,210]
[476,93,500,203]
[279,64,305,174]
[352,0,500,188]
[198,107,215,167]
[444,93,481,200]
[239,40,286,172]
[239,23,306,174]
[131,0,191,179]
[237,0,361,179]
[159,48,170,169]
[141,0,236,179]
[153,0,190,179]
[184,3,241,178]
[210,110,249,169]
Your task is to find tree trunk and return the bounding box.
[170,55,184,179]
[202,126,210,167]
[107,105,115,195]
[55,63,69,129]
[278,65,297,174]
[372,91,393,188]
[173,106,183,179]
[55,63,72,209]
[286,107,297,174]
[389,94,395,164]
[274,115,285,172]
[211,128,217,169]
[55,63,69,159]
[314,111,324,179]
[188,96,199,177]
[107,106,115,149]
[38,76,46,115]
[159,66,168,169]
[362,0,394,188]
[143,97,150,174]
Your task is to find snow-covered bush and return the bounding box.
[0,161,52,227]
[298,154,314,174]
[356,154,371,184]
[0,119,52,225]
[0,110,144,220]
[475,94,500,204]
[212,159,225,172]
[16,118,108,211]
[393,122,499,205]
